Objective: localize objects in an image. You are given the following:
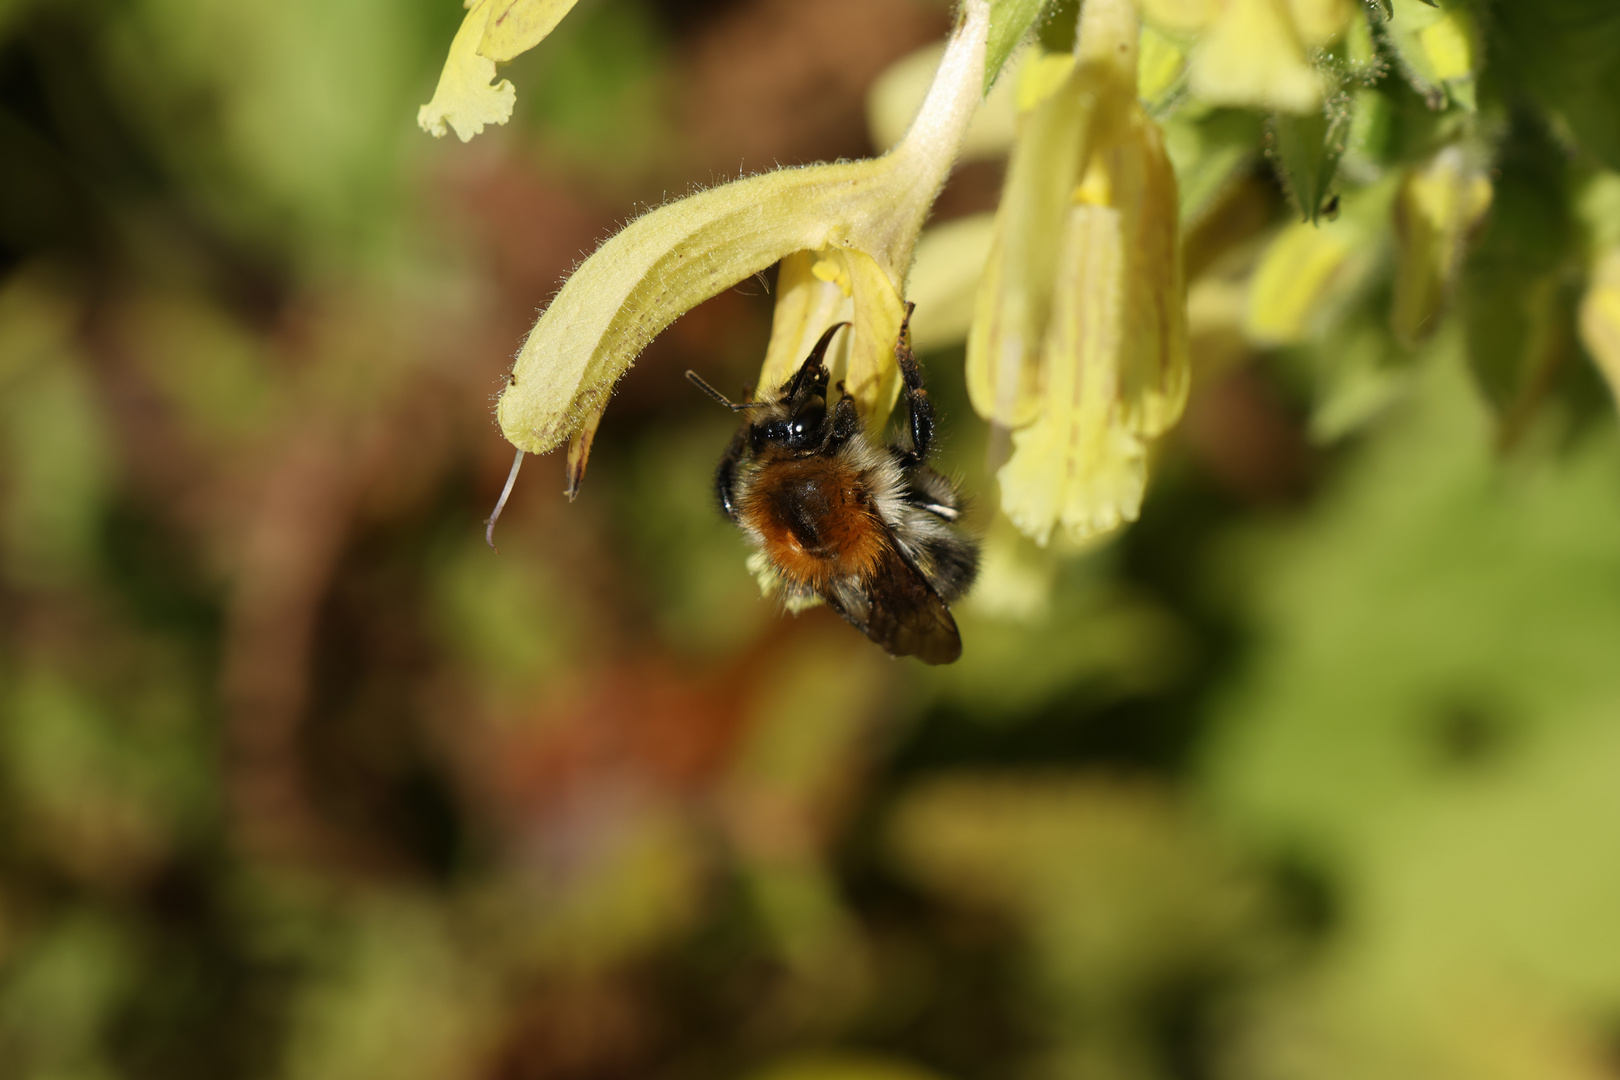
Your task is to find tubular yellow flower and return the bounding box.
[495,0,994,495]
[969,0,1189,546]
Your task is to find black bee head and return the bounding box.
[750,395,825,453]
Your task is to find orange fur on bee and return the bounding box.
[740,457,887,589]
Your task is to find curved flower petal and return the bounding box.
[965,57,1103,430]
[998,200,1147,544]
[1112,109,1188,438]
[965,1,1139,432]
[754,248,906,427]
[478,0,583,62]
[417,0,516,142]
[497,0,991,482]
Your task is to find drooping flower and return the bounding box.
[967,0,1189,546]
[418,0,585,142]
[495,0,996,495]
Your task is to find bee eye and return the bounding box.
[785,402,825,448]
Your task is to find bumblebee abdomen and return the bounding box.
[741,457,886,587]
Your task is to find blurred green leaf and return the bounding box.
[1270,101,1353,223]
[1381,0,1479,111]
[1163,105,1262,227]
[1205,336,1620,1056]
[1492,0,1620,170]
[0,914,134,1079]
[1460,119,1575,425]
[986,0,1046,91]
[0,279,108,587]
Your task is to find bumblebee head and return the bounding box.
[687,321,849,455]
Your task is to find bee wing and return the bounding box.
[823,545,962,665]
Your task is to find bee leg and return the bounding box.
[715,427,746,522]
[826,393,862,451]
[893,302,934,465]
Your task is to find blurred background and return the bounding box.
[4,0,1620,1078]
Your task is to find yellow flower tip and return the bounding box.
[1580,249,1620,408]
[1189,0,1323,114]
[1244,219,1354,346]
[1418,11,1473,83]
[759,248,907,431]
[418,0,517,141]
[999,418,1147,545]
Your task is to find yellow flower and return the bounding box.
[1581,249,1620,407]
[1391,146,1492,347]
[494,0,995,495]
[968,0,1189,546]
[1141,0,1354,115]
[418,0,584,142]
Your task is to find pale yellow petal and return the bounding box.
[967,59,1103,428]
[832,248,909,425]
[497,0,992,470]
[477,0,582,62]
[757,250,849,396]
[1244,221,1353,345]
[1579,249,1620,408]
[1110,109,1189,437]
[998,203,1145,546]
[417,0,516,142]
[1138,0,1217,38]
[1284,0,1353,49]
[1391,147,1492,347]
[907,213,997,353]
[1137,25,1187,106]
[1383,0,1479,109]
[755,248,906,426]
[966,0,1140,432]
[1189,0,1322,114]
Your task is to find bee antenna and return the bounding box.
[485,449,525,552]
[685,370,765,411]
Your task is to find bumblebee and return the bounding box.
[687,307,979,664]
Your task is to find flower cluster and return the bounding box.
[420,0,1620,593]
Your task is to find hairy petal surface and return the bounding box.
[497,0,991,475]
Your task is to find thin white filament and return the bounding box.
[485,449,525,552]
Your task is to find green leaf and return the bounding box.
[1492,0,1620,171]
[1270,100,1353,223]
[1459,118,1576,428]
[985,0,1046,91]
[1380,0,1480,112]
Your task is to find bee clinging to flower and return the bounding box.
[687,307,979,665]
